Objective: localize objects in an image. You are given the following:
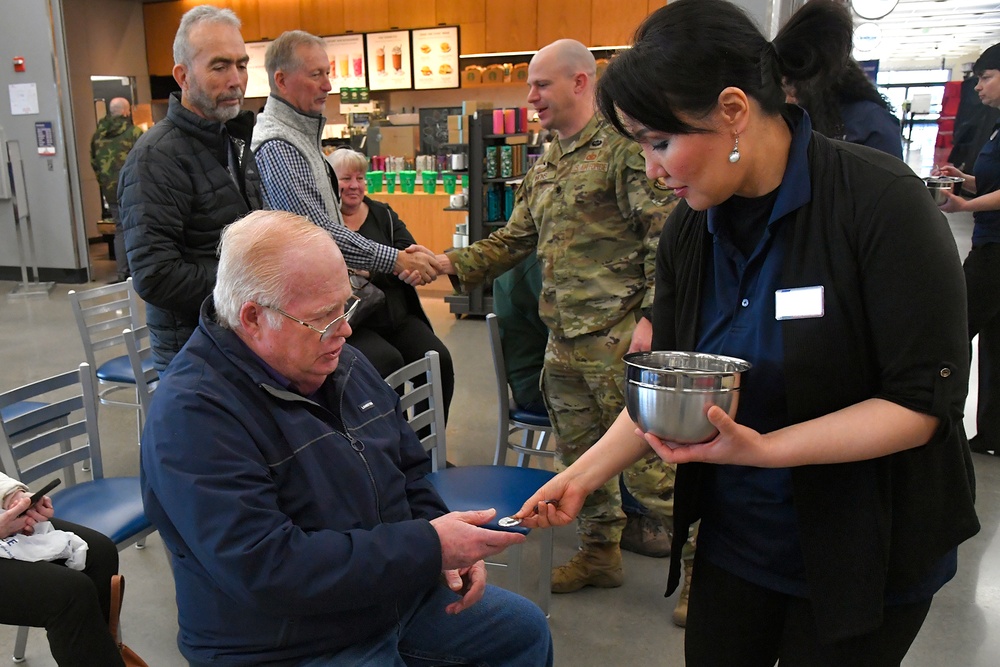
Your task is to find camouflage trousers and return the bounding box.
[541,313,696,560]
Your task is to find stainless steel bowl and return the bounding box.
[923,176,964,205]
[623,351,751,445]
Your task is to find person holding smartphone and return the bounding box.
[0,472,124,666]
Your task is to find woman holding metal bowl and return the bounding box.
[514,1,978,664]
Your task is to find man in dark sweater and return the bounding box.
[119,5,263,370]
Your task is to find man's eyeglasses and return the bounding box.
[262,295,360,342]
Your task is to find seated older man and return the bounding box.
[140,209,553,667]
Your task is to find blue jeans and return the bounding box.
[297,583,553,667]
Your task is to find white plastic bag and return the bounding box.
[0,521,89,570]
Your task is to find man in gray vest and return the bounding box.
[252,30,440,285]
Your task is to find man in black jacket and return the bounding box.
[119,5,263,370]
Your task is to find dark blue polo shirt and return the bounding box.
[971,121,1000,246]
[695,109,813,596]
[695,109,957,602]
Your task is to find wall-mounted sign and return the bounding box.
[366,30,412,91]
[8,82,39,115]
[324,34,367,93]
[34,121,54,155]
[412,26,460,90]
[853,22,882,52]
[851,0,898,20]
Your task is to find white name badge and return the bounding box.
[775,286,825,320]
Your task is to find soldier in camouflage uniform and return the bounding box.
[438,40,694,611]
[90,97,143,281]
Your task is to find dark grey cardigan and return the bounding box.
[654,131,979,642]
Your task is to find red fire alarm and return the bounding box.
[13,57,25,72]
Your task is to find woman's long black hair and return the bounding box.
[596,0,891,141]
[774,0,893,139]
[596,0,786,139]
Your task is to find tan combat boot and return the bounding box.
[672,559,693,627]
[551,544,624,594]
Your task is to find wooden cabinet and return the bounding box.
[436,0,484,25]
[537,0,591,48]
[461,22,486,54]
[343,0,389,33]
[387,0,436,29]
[143,2,186,76]
[589,2,648,47]
[141,0,659,79]
[485,0,537,53]
[300,0,347,37]
[257,0,302,40]
[230,0,262,41]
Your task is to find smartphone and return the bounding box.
[19,478,61,516]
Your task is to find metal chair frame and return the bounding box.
[67,278,153,444]
[385,351,554,615]
[122,326,158,420]
[486,313,554,467]
[0,363,154,662]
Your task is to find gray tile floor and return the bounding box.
[0,133,997,665]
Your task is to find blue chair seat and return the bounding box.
[510,408,551,428]
[96,355,154,385]
[51,477,150,544]
[426,466,557,536]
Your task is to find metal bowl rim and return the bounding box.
[623,351,752,374]
[922,176,965,186]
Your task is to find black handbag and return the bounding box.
[348,270,386,326]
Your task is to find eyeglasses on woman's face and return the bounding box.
[261,294,360,341]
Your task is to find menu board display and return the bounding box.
[245,41,270,99]
[412,26,460,90]
[324,34,367,93]
[366,30,413,91]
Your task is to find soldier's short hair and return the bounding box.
[173,5,241,68]
[265,31,326,93]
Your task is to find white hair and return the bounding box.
[214,210,335,330]
[173,5,241,68]
[328,148,369,178]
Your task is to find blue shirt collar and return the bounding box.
[707,106,813,234]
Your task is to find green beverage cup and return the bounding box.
[385,172,397,193]
[367,170,384,193]
[422,171,438,194]
[442,172,457,194]
[400,170,417,194]
[461,174,469,189]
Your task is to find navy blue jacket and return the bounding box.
[140,298,448,665]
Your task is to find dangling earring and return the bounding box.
[728,133,741,163]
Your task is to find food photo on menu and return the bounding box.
[366,30,412,91]
[413,26,460,90]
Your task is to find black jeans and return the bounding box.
[685,557,931,667]
[0,518,124,666]
[965,241,1000,449]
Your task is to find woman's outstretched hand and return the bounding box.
[512,474,587,529]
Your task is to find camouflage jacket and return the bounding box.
[449,115,676,339]
[90,114,143,208]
